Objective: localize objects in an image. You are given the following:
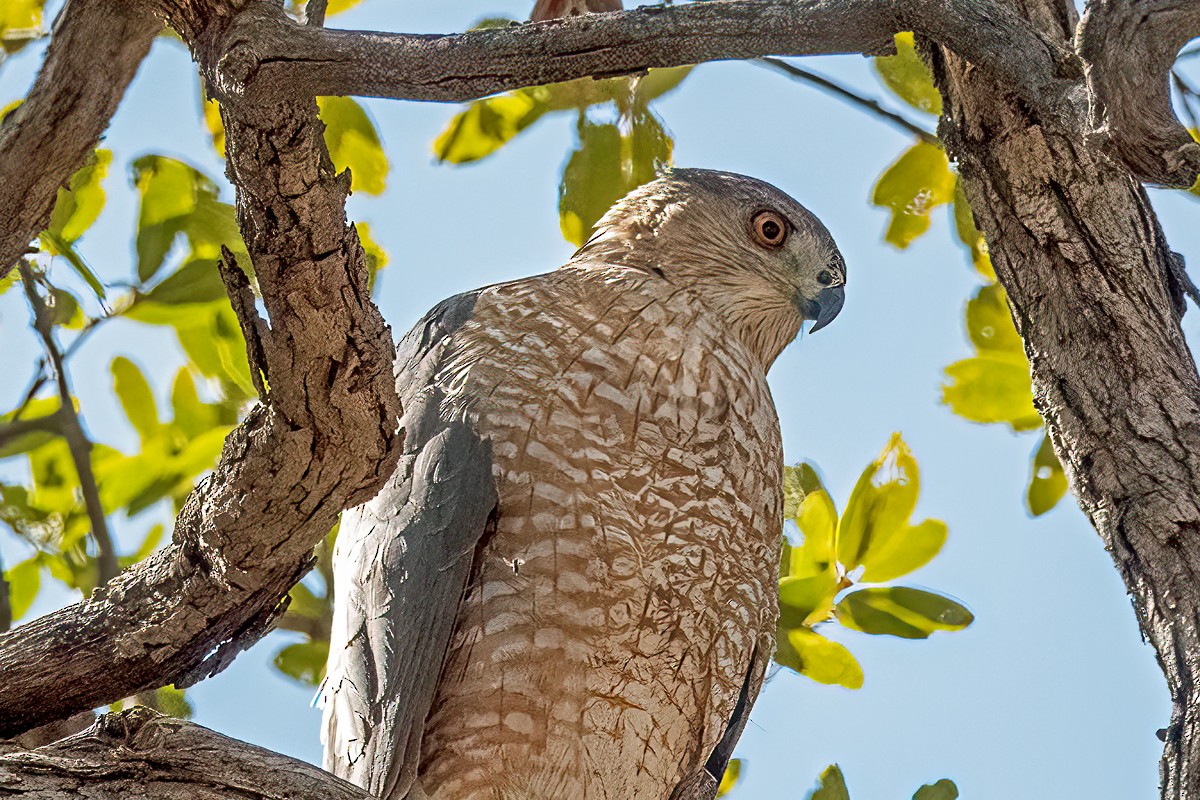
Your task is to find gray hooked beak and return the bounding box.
[807,285,845,333]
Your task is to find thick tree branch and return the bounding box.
[206,0,1073,118]
[0,0,160,279]
[0,708,375,799]
[1078,0,1200,187]
[0,0,402,736]
[18,263,118,588]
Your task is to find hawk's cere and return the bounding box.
[321,169,847,800]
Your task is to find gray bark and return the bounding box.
[1,0,1199,797]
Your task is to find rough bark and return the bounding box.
[0,708,375,800]
[0,0,402,738]
[0,0,160,278]
[931,2,1200,797]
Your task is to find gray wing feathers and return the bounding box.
[322,292,497,799]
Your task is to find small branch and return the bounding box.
[0,549,10,635]
[1078,0,1200,186]
[1171,69,1200,133]
[17,263,118,588]
[303,0,328,27]
[0,411,61,451]
[757,57,938,143]
[17,270,118,587]
[0,0,159,278]
[0,708,375,800]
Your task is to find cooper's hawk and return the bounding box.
[321,169,846,800]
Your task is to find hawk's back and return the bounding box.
[412,264,783,799]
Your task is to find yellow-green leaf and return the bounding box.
[942,355,1041,430]
[5,557,41,621]
[49,288,84,329]
[874,32,942,115]
[111,356,160,442]
[132,155,215,282]
[717,759,743,797]
[776,628,863,689]
[783,462,826,521]
[202,93,225,156]
[914,779,959,800]
[0,0,43,54]
[966,282,1022,355]
[809,764,851,800]
[433,89,549,165]
[274,639,330,686]
[1027,433,1068,516]
[356,221,388,290]
[953,178,994,277]
[835,586,973,639]
[155,685,193,719]
[855,518,947,583]
[872,140,955,249]
[837,433,921,573]
[44,149,111,247]
[319,96,388,195]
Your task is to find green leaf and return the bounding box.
[44,235,106,300]
[0,398,61,460]
[780,492,840,625]
[942,355,1041,430]
[202,93,225,157]
[837,433,941,580]
[287,581,329,622]
[154,685,193,719]
[835,587,973,639]
[559,111,672,246]
[0,268,16,297]
[356,221,388,291]
[783,462,826,521]
[966,282,1022,355]
[170,368,219,438]
[913,779,959,800]
[111,356,160,442]
[1027,433,1068,516]
[44,149,111,247]
[140,259,227,306]
[319,96,388,195]
[872,140,955,249]
[273,639,330,686]
[0,0,43,54]
[717,759,743,797]
[132,155,215,282]
[5,557,41,621]
[776,628,863,689]
[48,288,84,329]
[433,89,550,165]
[953,178,993,278]
[874,32,942,115]
[809,764,851,800]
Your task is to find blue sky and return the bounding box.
[4,3,1198,798]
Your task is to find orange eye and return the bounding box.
[751,210,788,248]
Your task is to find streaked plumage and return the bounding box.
[322,169,846,800]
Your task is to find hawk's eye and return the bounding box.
[751,210,788,248]
[817,269,834,286]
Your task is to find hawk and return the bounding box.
[321,169,846,800]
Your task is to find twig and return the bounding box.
[1172,69,1200,133]
[17,263,118,588]
[756,57,939,144]
[0,412,61,451]
[11,314,108,423]
[303,0,328,27]
[0,550,10,634]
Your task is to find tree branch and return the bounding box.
[756,57,938,143]
[0,0,403,737]
[0,708,375,800]
[17,263,118,589]
[206,0,1073,120]
[0,0,160,278]
[1078,0,1200,187]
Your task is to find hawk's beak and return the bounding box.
[806,285,845,333]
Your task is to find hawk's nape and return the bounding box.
[321,169,846,800]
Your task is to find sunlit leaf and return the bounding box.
[783,462,826,521]
[155,685,193,719]
[776,628,863,689]
[559,111,672,246]
[44,149,111,247]
[717,759,743,797]
[356,221,388,291]
[139,259,227,306]
[43,235,106,300]
[829,433,947,583]
[953,178,994,278]
[274,639,330,686]
[913,779,959,800]
[111,356,160,442]
[872,140,955,249]
[0,0,43,55]
[433,89,550,165]
[171,368,220,438]
[202,93,225,156]
[966,282,1022,354]
[942,355,1041,430]
[319,96,388,195]
[874,32,942,115]
[132,155,215,282]
[809,764,851,800]
[1027,433,1068,516]
[835,587,973,639]
[0,398,61,460]
[5,557,41,621]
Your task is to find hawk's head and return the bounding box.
[574,168,845,367]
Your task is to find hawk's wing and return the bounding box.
[321,291,499,800]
